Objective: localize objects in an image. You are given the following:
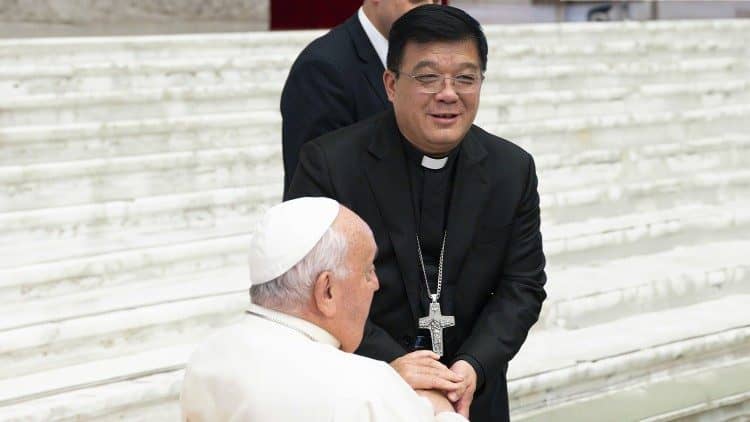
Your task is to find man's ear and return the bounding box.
[312,271,336,318]
[383,70,397,103]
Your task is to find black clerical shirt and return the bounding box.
[399,132,460,347]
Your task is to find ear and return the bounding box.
[383,69,397,103]
[312,271,336,318]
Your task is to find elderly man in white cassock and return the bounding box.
[180,197,468,422]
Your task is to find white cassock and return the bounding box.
[181,304,467,422]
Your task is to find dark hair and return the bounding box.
[387,4,488,73]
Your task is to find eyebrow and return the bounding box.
[412,60,480,73]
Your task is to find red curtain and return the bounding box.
[271,0,450,30]
[271,0,361,30]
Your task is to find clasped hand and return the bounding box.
[391,351,477,418]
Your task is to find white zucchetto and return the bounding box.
[248,197,340,286]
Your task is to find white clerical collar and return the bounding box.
[247,304,341,349]
[358,7,388,68]
[422,155,448,170]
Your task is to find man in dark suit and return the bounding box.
[286,5,546,422]
[281,0,435,195]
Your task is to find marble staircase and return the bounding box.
[1,19,749,421]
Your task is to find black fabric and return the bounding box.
[280,13,390,196]
[286,110,547,422]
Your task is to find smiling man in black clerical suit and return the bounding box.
[285,5,547,422]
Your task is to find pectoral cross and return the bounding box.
[418,297,455,357]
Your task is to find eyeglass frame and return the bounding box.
[391,70,485,94]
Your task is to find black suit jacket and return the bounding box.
[280,13,390,195]
[286,110,547,422]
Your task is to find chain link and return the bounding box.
[415,231,447,303]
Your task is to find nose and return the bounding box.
[435,78,459,102]
[372,273,380,292]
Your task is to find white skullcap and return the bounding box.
[248,197,340,286]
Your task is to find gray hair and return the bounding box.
[250,225,349,311]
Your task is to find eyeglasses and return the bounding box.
[399,72,484,94]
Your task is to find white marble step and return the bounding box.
[508,295,750,420]
[491,103,750,154]
[0,144,282,212]
[0,111,279,166]
[0,294,244,384]
[0,83,283,126]
[537,134,750,191]
[545,201,750,262]
[3,200,747,307]
[0,185,280,245]
[487,56,746,95]
[1,294,747,421]
[0,344,192,408]
[479,79,750,124]
[3,78,748,128]
[0,267,247,379]
[1,163,746,254]
[540,240,750,329]
[0,19,746,65]
[0,217,252,270]
[1,53,744,97]
[2,101,748,173]
[0,234,250,304]
[1,162,743,248]
[542,168,750,223]
[0,370,182,421]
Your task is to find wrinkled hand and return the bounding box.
[416,389,455,415]
[447,360,477,418]
[390,350,463,391]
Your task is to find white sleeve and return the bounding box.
[332,362,469,422]
[436,411,470,422]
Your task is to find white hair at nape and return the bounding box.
[250,225,349,312]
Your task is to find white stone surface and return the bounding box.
[1,19,749,421]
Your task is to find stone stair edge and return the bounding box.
[0,234,251,289]
[2,101,748,148]
[0,268,248,332]
[2,200,748,293]
[0,185,279,230]
[0,111,280,144]
[0,370,183,421]
[3,77,748,112]
[1,158,745,232]
[0,145,280,184]
[508,294,750,383]
[0,344,193,406]
[1,54,744,82]
[511,347,750,421]
[0,293,246,357]
[488,103,750,137]
[0,18,746,48]
[0,37,743,63]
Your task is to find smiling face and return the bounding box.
[384,39,482,156]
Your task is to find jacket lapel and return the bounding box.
[365,112,421,322]
[444,128,489,286]
[344,14,389,107]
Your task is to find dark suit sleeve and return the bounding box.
[281,58,356,195]
[286,142,409,363]
[456,155,547,388]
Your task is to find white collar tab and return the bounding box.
[421,155,448,170]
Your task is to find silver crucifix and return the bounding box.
[418,298,455,357]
